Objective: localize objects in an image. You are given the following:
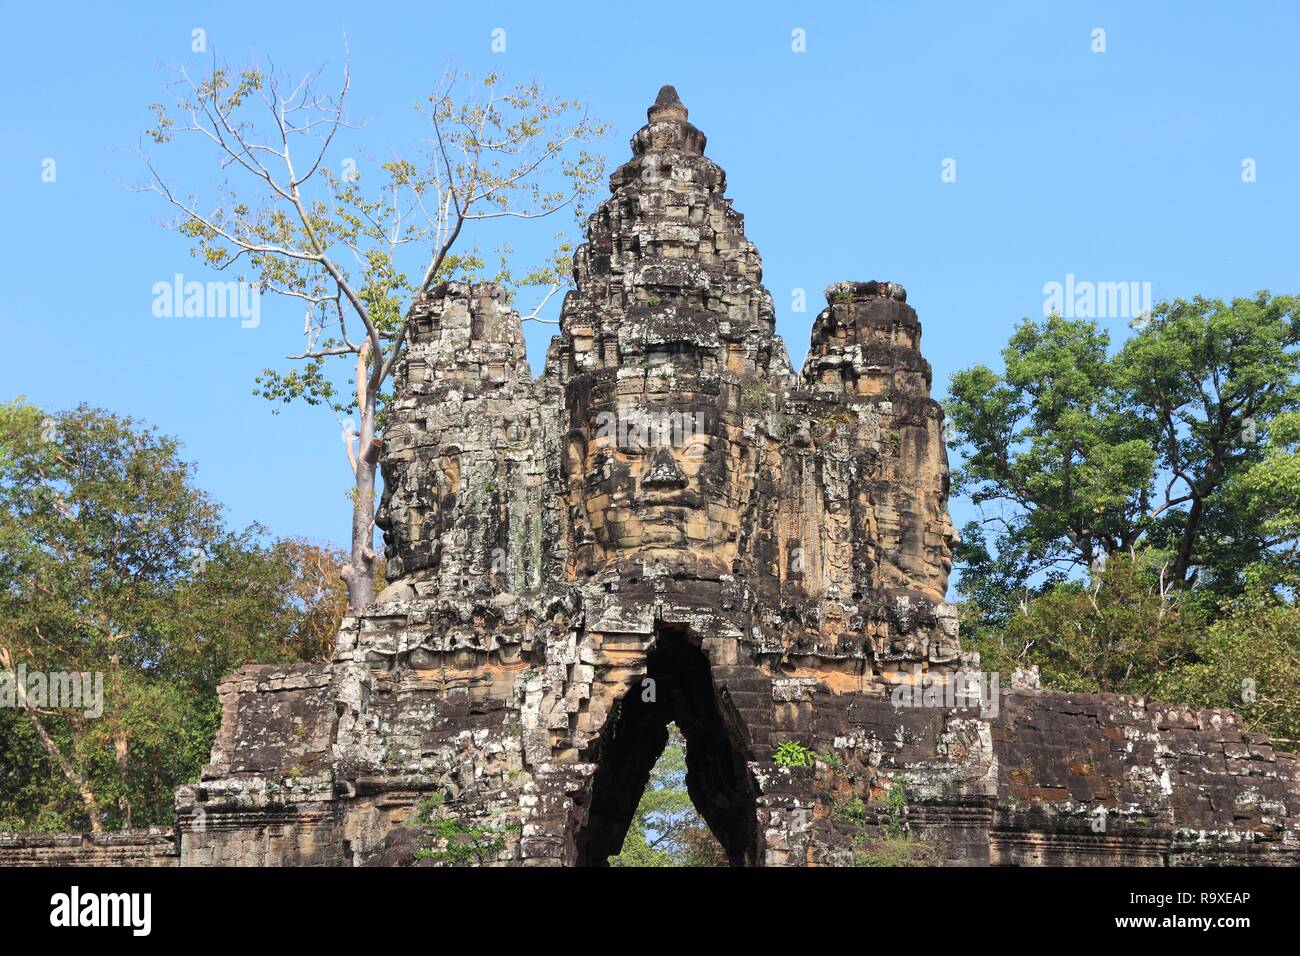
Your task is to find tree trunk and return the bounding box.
[25,709,104,832]
[115,729,131,828]
[0,647,103,831]
[1170,496,1205,586]
[342,391,379,610]
[107,650,131,827]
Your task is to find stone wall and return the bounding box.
[0,829,177,867]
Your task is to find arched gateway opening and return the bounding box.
[575,625,759,866]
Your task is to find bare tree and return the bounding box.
[136,53,606,608]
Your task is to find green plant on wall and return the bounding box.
[852,780,937,866]
[738,371,777,415]
[410,793,444,821]
[413,817,508,865]
[883,780,907,836]
[772,740,817,768]
[404,789,520,865]
[853,835,935,867]
[833,795,866,824]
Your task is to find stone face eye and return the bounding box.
[679,435,710,460]
[614,434,647,456]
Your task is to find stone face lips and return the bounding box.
[6,86,1287,869]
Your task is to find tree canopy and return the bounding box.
[948,292,1300,749]
[606,725,727,867]
[0,400,346,830]
[948,292,1300,621]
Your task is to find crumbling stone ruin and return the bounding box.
[5,87,1298,867]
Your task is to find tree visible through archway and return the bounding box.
[576,626,759,866]
[607,724,728,866]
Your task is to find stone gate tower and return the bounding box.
[170,87,1300,867]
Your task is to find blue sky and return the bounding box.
[2,1,1297,554]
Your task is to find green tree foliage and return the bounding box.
[948,293,1300,635]
[607,725,728,867]
[0,400,348,830]
[965,547,1300,748]
[1154,592,1300,748]
[964,552,1203,694]
[950,293,1300,749]
[1118,294,1300,590]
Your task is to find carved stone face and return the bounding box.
[377,448,460,578]
[564,380,755,572]
[938,508,957,575]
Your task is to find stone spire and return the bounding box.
[649,84,686,121]
[376,282,545,596]
[632,84,706,156]
[545,85,783,579]
[548,84,775,377]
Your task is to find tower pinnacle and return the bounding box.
[648,84,687,123]
[632,83,705,156]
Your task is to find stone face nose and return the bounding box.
[641,446,689,490]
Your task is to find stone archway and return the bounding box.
[574,624,760,866]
